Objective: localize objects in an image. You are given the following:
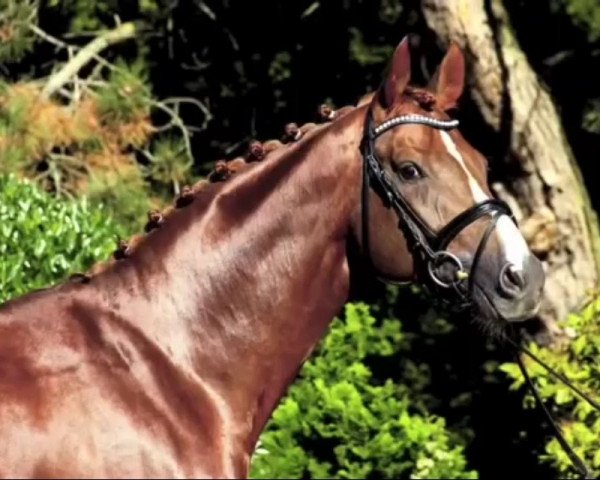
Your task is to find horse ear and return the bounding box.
[378,36,412,108]
[428,43,465,111]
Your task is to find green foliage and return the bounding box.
[145,136,193,195]
[557,0,600,40]
[348,27,394,67]
[0,174,124,303]
[500,297,600,478]
[0,82,28,133]
[251,303,477,480]
[379,0,403,24]
[0,1,37,63]
[0,82,31,169]
[85,168,151,233]
[269,52,292,84]
[46,0,119,33]
[582,99,600,134]
[0,25,189,212]
[96,59,152,125]
[47,0,165,33]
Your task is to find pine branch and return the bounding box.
[149,100,195,167]
[40,22,136,100]
[27,23,70,51]
[162,97,213,129]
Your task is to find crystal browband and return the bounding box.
[373,114,460,137]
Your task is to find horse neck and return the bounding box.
[98,106,367,459]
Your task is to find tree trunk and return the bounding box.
[421,0,600,338]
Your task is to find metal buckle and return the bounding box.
[427,251,467,289]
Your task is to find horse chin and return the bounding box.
[469,274,544,339]
[470,285,509,339]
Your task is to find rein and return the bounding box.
[359,109,600,479]
[359,110,512,309]
[505,332,600,479]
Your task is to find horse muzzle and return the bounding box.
[474,254,545,323]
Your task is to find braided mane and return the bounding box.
[71,86,440,282]
[72,95,371,282]
[71,86,442,282]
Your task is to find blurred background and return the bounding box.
[1,0,600,478]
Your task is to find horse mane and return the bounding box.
[72,99,361,282]
[72,87,435,283]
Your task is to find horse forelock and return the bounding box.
[404,86,437,111]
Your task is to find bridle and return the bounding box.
[359,108,600,479]
[360,109,514,309]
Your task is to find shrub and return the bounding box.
[0,174,125,303]
[559,0,600,40]
[251,303,478,480]
[501,297,600,478]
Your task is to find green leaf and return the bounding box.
[250,301,477,479]
[555,388,572,405]
[0,174,125,303]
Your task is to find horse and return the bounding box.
[0,36,544,478]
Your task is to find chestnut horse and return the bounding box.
[0,37,544,478]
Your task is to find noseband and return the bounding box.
[360,110,514,310]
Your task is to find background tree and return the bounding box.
[0,1,206,229]
[421,0,600,339]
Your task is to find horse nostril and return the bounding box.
[507,265,525,288]
[499,263,526,298]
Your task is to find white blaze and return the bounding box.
[438,131,529,270]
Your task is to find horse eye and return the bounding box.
[397,162,423,181]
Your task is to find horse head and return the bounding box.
[353,36,545,331]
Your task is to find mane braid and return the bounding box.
[71,101,361,282]
[404,86,436,111]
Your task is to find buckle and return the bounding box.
[427,251,467,289]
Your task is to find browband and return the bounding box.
[374,114,460,137]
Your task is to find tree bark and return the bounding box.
[421,0,600,337]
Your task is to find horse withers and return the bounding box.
[0,37,544,478]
